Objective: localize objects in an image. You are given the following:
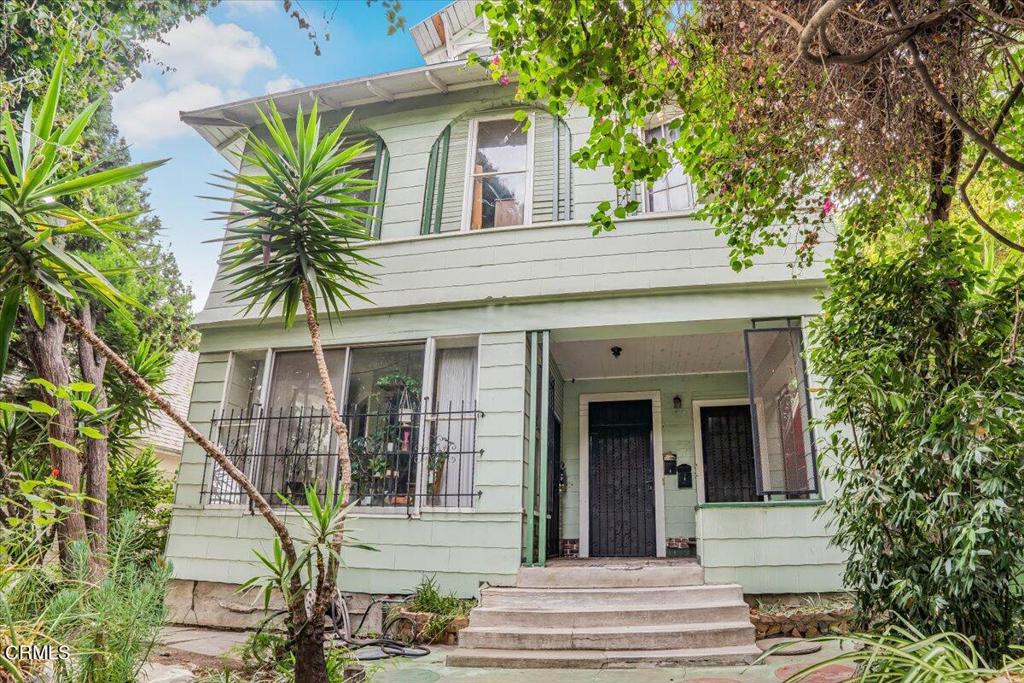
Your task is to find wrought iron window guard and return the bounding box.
[200,401,482,513]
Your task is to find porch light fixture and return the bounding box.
[610,345,622,358]
[672,395,682,409]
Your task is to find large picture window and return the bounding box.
[207,340,481,511]
[465,117,532,230]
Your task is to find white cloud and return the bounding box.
[264,74,304,94]
[223,0,280,16]
[113,16,280,147]
[113,80,248,146]
[147,16,276,87]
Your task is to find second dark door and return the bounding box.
[588,399,656,557]
[700,404,760,503]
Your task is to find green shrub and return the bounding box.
[2,511,170,683]
[108,447,174,560]
[811,222,1024,658]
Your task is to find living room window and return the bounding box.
[463,115,533,230]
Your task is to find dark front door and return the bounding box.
[588,400,656,557]
[700,404,760,503]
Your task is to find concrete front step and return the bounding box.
[516,563,704,588]
[468,601,752,628]
[458,621,756,651]
[479,583,745,609]
[446,644,762,669]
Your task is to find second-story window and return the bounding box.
[465,117,533,230]
[644,123,696,213]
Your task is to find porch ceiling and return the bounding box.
[551,332,746,381]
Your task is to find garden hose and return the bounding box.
[249,593,430,666]
[329,595,430,661]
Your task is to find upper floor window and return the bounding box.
[644,123,696,213]
[464,116,533,230]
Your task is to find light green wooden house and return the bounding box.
[164,0,843,636]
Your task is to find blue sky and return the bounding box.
[113,0,450,311]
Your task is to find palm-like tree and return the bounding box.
[212,101,379,679]
[0,58,298,582]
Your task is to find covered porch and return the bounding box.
[521,319,839,592]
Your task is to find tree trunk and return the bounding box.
[299,280,352,506]
[23,309,88,565]
[292,622,330,683]
[299,280,351,625]
[32,284,329,680]
[77,301,109,556]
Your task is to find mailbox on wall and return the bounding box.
[677,463,693,489]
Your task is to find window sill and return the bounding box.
[697,499,824,510]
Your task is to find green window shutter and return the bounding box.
[431,125,450,233]
[370,138,389,238]
[420,125,451,235]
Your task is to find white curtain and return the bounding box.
[430,347,477,506]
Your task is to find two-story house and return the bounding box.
[165,0,842,667]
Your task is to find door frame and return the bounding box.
[578,391,665,558]
[691,398,770,505]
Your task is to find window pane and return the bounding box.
[474,119,528,174]
[267,350,346,413]
[645,123,695,212]
[345,345,425,507]
[224,351,266,413]
[744,328,817,497]
[427,347,478,507]
[259,350,346,501]
[348,158,375,205]
[470,173,527,229]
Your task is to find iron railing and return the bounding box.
[201,401,482,512]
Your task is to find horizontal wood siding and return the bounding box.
[698,505,845,593]
[199,215,832,326]
[172,353,229,507]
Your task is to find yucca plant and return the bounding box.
[210,99,380,683]
[0,52,306,621]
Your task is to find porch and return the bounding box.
[521,319,842,592]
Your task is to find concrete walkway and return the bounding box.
[371,642,856,683]
[143,627,858,682]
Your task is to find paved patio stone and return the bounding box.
[151,627,854,682]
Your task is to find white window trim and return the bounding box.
[691,398,771,506]
[460,112,536,231]
[578,391,665,559]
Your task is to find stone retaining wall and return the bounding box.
[749,607,854,639]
